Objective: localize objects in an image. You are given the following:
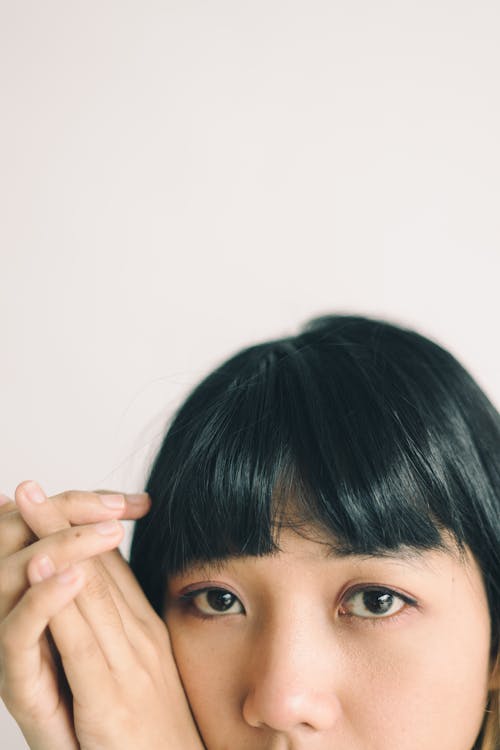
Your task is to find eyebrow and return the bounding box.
[328,548,428,560]
[319,543,457,571]
[178,543,450,580]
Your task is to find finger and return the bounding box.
[99,548,164,626]
[0,510,45,560]
[93,488,151,521]
[0,564,86,698]
[8,486,152,626]
[0,486,149,561]
[76,551,173,681]
[16,481,151,528]
[15,483,135,672]
[93,558,192,702]
[27,552,132,678]
[96,549,170,644]
[0,520,125,619]
[0,494,17,516]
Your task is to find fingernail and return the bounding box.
[126,493,150,504]
[23,481,46,504]
[0,493,11,506]
[56,565,82,584]
[94,519,122,535]
[36,555,56,581]
[99,493,125,510]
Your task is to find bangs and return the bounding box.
[135,319,480,599]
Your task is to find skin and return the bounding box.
[165,525,499,750]
[1,483,498,749]
[0,482,204,750]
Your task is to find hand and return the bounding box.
[3,481,206,750]
[0,481,151,750]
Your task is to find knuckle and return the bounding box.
[122,663,155,698]
[0,515,32,552]
[147,614,170,646]
[56,489,80,508]
[0,499,16,517]
[83,569,111,601]
[55,489,102,517]
[136,666,155,690]
[132,617,170,666]
[45,523,100,565]
[58,524,92,553]
[65,634,101,663]
[52,531,78,562]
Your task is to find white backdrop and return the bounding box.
[1,2,499,746]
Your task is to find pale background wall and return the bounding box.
[1,1,499,746]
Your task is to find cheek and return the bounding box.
[165,604,492,750]
[347,614,491,749]
[166,622,245,734]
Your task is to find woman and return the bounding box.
[0,313,499,749]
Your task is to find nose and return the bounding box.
[241,611,342,733]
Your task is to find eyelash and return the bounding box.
[339,586,418,627]
[178,585,419,626]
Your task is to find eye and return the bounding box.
[180,587,244,617]
[340,587,416,620]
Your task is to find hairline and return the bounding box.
[170,533,466,579]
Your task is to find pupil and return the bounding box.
[207,590,235,611]
[363,590,393,614]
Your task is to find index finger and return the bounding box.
[16,482,138,694]
[0,485,150,559]
[14,483,151,534]
[16,482,134,674]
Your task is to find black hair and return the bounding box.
[129,314,500,658]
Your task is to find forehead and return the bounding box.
[171,525,474,582]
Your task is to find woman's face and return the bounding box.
[164,526,497,750]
